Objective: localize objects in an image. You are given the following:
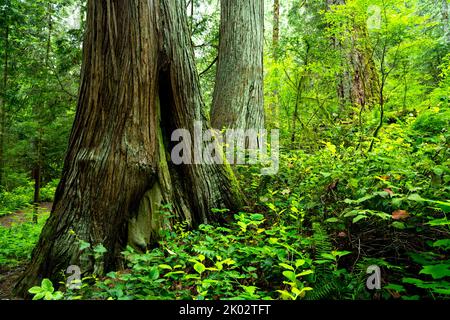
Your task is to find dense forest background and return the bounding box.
[0,0,449,300]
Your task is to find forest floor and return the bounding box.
[0,266,25,299]
[0,203,52,228]
[0,203,52,300]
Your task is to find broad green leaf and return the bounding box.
[282,271,297,282]
[44,292,54,300]
[353,215,366,223]
[28,287,42,294]
[295,259,306,268]
[158,264,173,270]
[279,263,295,271]
[332,250,351,258]
[432,239,450,250]
[392,221,406,229]
[277,290,295,300]
[250,213,265,221]
[291,287,302,297]
[408,194,425,202]
[52,291,64,300]
[32,292,45,300]
[427,218,450,226]
[93,244,107,254]
[41,279,54,292]
[164,271,185,278]
[148,267,160,280]
[321,253,336,260]
[79,241,91,251]
[297,270,314,277]
[242,286,257,295]
[194,263,206,274]
[419,264,450,280]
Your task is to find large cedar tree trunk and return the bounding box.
[211,0,265,131]
[15,0,243,296]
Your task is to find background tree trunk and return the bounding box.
[32,163,41,224]
[269,0,281,129]
[15,0,243,296]
[211,0,265,132]
[32,3,53,224]
[443,0,449,44]
[0,1,9,188]
[327,0,379,109]
[273,0,280,54]
[348,26,380,108]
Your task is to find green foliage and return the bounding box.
[0,180,57,216]
[0,210,48,267]
[0,0,81,192]
[61,212,344,300]
[28,278,63,300]
[0,186,33,216]
[39,179,59,202]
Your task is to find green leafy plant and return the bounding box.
[28,279,63,300]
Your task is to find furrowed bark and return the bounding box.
[15,0,243,297]
[211,0,265,132]
[273,0,280,53]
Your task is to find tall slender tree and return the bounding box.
[0,0,10,188]
[273,0,280,54]
[31,2,53,224]
[15,0,243,295]
[269,0,281,129]
[442,0,449,44]
[211,0,265,132]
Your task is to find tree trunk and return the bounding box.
[290,43,310,146]
[348,26,380,108]
[15,0,243,296]
[273,0,280,54]
[32,164,41,224]
[211,0,265,132]
[0,2,9,188]
[327,0,379,109]
[32,3,52,224]
[443,0,449,44]
[269,0,281,129]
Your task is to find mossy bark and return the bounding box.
[327,0,380,108]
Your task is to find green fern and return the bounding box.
[192,245,216,259]
[311,223,333,256]
[307,223,340,300]
[307,281,339,300]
